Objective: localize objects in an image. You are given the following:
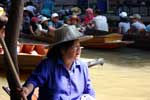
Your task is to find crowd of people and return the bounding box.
[2,1,150,100]
[118,11,150,36]
[19,1,110,37]
[1,1,150,38]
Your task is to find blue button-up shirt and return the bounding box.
[25,58,95,100]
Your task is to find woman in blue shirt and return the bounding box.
[20,25,95,100]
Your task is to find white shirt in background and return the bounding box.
[118,22,130,34]
[92,15,109,32]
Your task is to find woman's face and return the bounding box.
[71,19,78,25]
[63,40,81,60]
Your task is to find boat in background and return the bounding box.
[0,53,45,70]
[20,33,52,43]
[0,43,48,70]
[81,33,133,49]
[123,34,150,50]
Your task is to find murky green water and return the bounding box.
[1,47,150,100]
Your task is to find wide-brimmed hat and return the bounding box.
[49,25,93,47]
[41,16,50,23]
[70,15,80,22]
[129,14,141,19]
[71,7,81,15]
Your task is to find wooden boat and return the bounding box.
[123,33,150,50]
[0,53,45,70]
[20,33,52,43]
[81,33,133,49]
[0,43,49,70]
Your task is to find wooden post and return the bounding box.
[4,0,24,100]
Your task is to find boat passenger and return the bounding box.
[19,25,95,100]
[0,9,8,54]
[92,9,108,32]
[84,9,109,35]
[128,14,146,34]
[29,17,40,36]
[83,8,94,26]
[38,16,50,35]
[118,12,130,34]
[0,8,7,37]
[69,15,85,32]
[48,13,63,32]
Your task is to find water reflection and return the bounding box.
[82,47,150,68]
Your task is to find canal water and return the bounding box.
[1,47,150,100]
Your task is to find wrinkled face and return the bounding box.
[63,40,81,60]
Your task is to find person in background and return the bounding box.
[24,1,37,17]
[144,24,150,34]
[84,9,109,35]
[69,15,81,27]
[39,16,50,35]
[22,7,35,34]
[0,15,7,37]
[48,13,63,32]
[19,25,95,100]
[69,15,85,33]
[0,10,8,54]
[29,17,39,36]
[83,8,94,26]
[92,9,108,32]
[128,14,146,34]
[118,12,130,34]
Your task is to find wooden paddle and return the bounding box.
[0,36,27,100]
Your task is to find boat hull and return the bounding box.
[0,53,45,70]
[81,33,130,49]
[123,34,150,50]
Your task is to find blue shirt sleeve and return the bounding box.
[25,59,50,87]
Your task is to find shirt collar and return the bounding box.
[57,58,81,72]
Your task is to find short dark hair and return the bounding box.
[94,9,101,15]
[47,40,75,60]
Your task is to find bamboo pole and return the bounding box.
[0,37,27,100]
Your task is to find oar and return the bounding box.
[87,58,104,68]
[0,36,27,100]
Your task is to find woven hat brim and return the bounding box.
[48,35,93,47]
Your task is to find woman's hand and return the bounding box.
[18,83,34,100]
[20,87,31,97]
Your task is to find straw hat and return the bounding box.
[49,25,93,46]
[71,7,81,15]
[0,7,5,16]
[70,15,80,22]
